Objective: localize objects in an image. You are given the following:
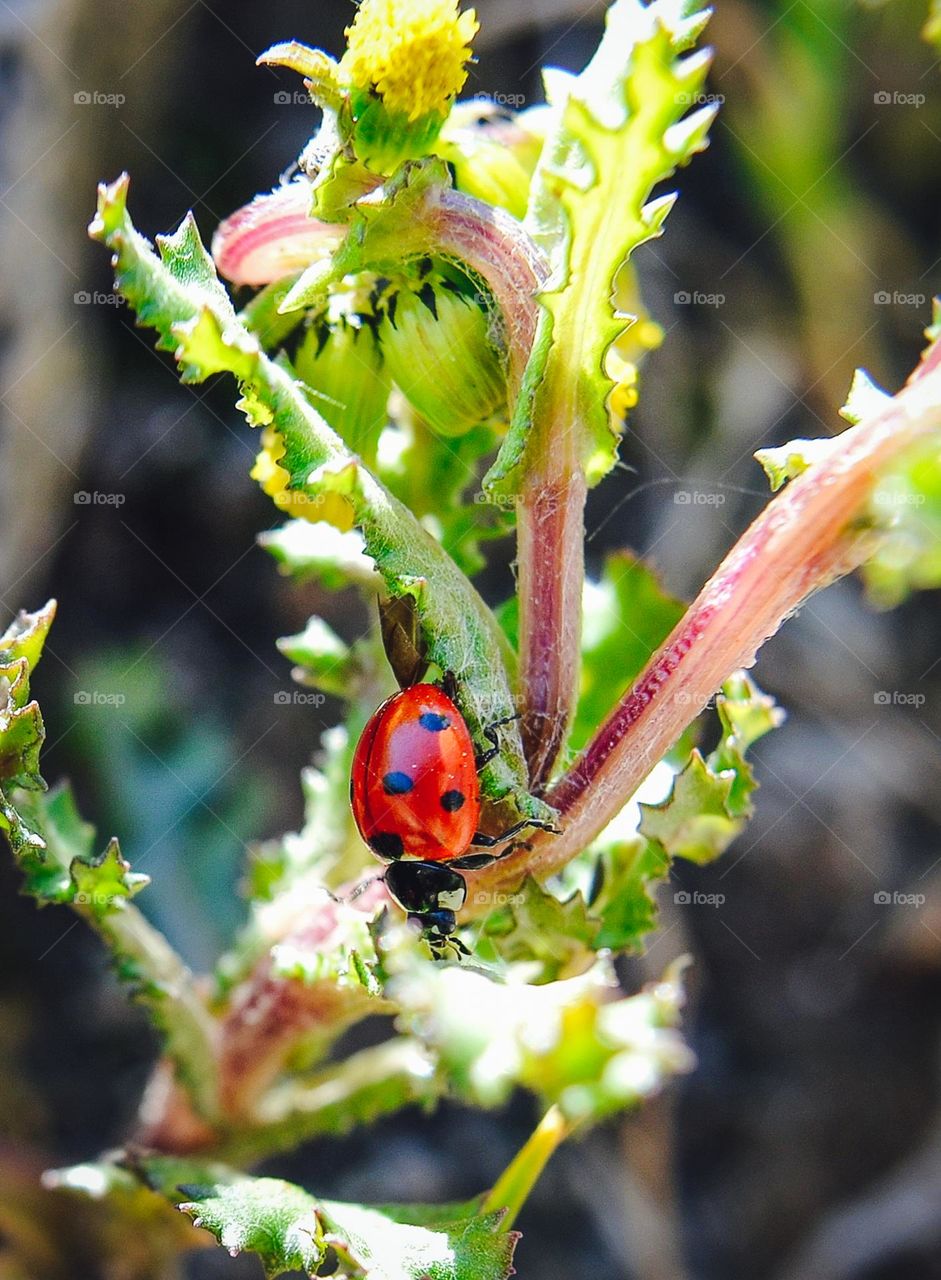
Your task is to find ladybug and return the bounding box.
[350,682,556,956]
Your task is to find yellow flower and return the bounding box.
[251,426,355,529]
[341,0,478,123]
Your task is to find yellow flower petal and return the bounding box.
[341,0,478,122]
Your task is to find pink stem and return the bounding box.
[517,467,587,787]
[212,183,344,287]
[422,187,547,397]
[465,341,941,902]
[215,881,389,1116]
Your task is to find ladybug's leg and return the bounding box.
[450,851,500,870]
[475,713,521,769]
[423,926,470,959]
[470,816,560,847]
[441,670,460,703]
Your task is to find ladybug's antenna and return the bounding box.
[329,873,383,906]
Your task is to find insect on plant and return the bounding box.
[351,675,559,954]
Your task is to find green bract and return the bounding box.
[485,0,715,494]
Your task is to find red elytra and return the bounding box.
[351,683,481,864]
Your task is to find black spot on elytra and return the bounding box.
[383,771,414,795]
[369,831,405,860]
[440,789,466,812]
[419,711,450,732]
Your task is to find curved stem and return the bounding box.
[464,342,941,904]
[423,187,547,398]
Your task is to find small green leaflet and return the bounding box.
[0,600,55,790]
[145,1160,518,1280]
[639,672,784,863]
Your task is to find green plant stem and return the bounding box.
[93,901,221,1123]
[481,1105,575,1229]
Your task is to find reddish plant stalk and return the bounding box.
[465,342,941,902]
[421,188,547,397]
[517,466,587,788]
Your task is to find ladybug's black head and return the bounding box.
[386,860,468,921]
[384,861,467,952]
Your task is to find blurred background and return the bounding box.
[1,0,941,1276]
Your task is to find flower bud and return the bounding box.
[339,0,479,171]
[294,294,391,464]
[378,281,506,437]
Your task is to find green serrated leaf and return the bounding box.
[319,1201,516,1280]
[477,877,599,981]
[71,837,149,921]
[639,749,735,864]
[90,176,554,829]
[4,781,97,903]
[754,437,838,491]
[486,0,715,493]
[0,600,56,682]
[839,368,892,427]
[639,673,782,864]
[0,601,55,789]
[709,671,784,817]
[591,836,670,952]
[180,1178,325,1278]
[0,704,46,791]
[135,1161,520,1280]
